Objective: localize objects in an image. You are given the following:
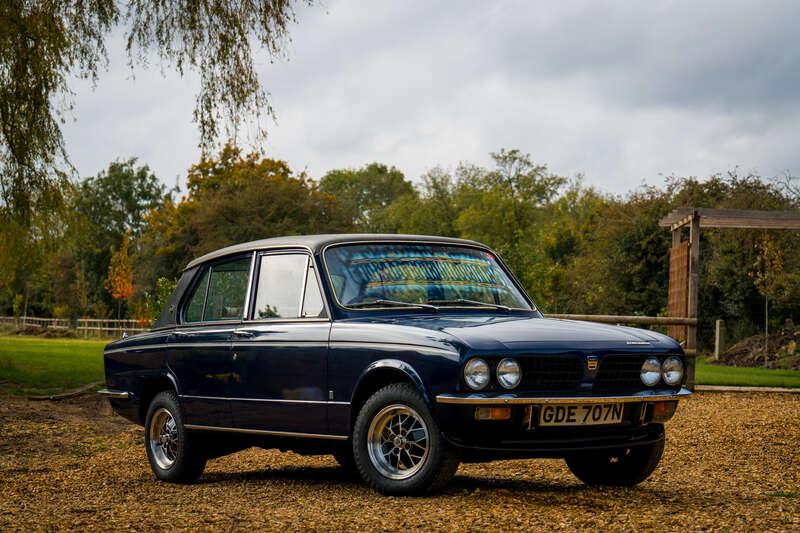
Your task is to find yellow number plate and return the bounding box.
[538,403,624,427]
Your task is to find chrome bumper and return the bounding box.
[435,387,691,405]
[97,388,131,400]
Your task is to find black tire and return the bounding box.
[332,443,358,476]
[352,383,459,495]
[565,438,665,487]
[144,390,207,483]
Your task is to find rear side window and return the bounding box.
[183,256,251,323]
[252,253,327,319]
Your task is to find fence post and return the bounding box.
[713,319,725,361]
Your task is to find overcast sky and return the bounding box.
[62,0,800,194]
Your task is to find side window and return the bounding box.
[184,268,210,323]
[252,254,327,319]
[253,254,307,318]
[203,257,251,321]
[183,256,250,323]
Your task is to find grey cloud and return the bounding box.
[62,0,800,194]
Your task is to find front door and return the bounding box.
[166,255,252,427]
[228,251,331,435]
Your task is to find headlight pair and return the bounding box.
[464,357,521,390]
[641,356,684,387]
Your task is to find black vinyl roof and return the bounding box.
[184,234,487,270]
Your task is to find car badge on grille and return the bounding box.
[586,355,599,371]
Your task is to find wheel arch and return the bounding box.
[349,359,430,427]
[138,371,180,424]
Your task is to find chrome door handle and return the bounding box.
[172,330,190,338]
[232,329,254,338]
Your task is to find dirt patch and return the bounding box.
[719,328,800,370]
[0,393,798,531]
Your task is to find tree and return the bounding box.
[385,149,567,289]
[135,145,354,283]
[320,163,414,231]
[69,159,167,310]
[0,1,309,220]
[105,234,134,318]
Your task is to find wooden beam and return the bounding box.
[672,226,681,247]
[546,314,698,326]
[659,207,800,229]
[686,212,700,351]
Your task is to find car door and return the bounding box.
[228,251,332,435]
[166,254,253,428]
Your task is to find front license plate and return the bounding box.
[538,403,624,427]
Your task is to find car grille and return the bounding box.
[521,356,584,391]
[594,354,648,389]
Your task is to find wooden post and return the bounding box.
[686,211,700,352]
[714,319,725,360]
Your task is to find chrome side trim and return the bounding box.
[105,339,336,355]
[230,341,328,348]
[330,341,457,356]
[183,424,348,440]
[98,389,131,400]
[180,394,349,405]
[104,343,169,355]
[435,388,692,405]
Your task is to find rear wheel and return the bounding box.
[565,438,664,487]
[144,390,206,483]
[352,383,459,495]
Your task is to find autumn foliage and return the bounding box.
[105,234,134,303]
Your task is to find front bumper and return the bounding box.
[435,387,692,405]
[434,388,689,459]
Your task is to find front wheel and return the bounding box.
[352,383,459,495]
[565,438,665,487]
[144,390,207,483]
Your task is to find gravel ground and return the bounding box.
[0,392,798,532]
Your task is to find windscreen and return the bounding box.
[324,243,531,309]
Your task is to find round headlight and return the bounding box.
[640,357,662,387]
[662,356,684,386]
[464,358,490,390]
[496,358,522,389]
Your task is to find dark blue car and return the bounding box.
[100,234,691,494]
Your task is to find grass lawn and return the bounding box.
[695,356,800,388]
[0,335,107,396]
[1,335,798,396]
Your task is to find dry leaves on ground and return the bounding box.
[0,392,798,531]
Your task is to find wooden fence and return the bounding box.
[2,314,697,351]
[547,314,698,355]
[0,316,150,338]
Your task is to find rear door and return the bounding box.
[228,251,332,435]
[167,254,253,427]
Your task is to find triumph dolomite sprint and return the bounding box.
[100,234,691,494]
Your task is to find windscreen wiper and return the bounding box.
[349,299,439,311]
[428,298,511,312]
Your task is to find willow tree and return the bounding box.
[0,0,308,220]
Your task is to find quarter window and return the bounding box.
[252,254,327,319]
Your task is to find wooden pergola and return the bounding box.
[658,207,800,353]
